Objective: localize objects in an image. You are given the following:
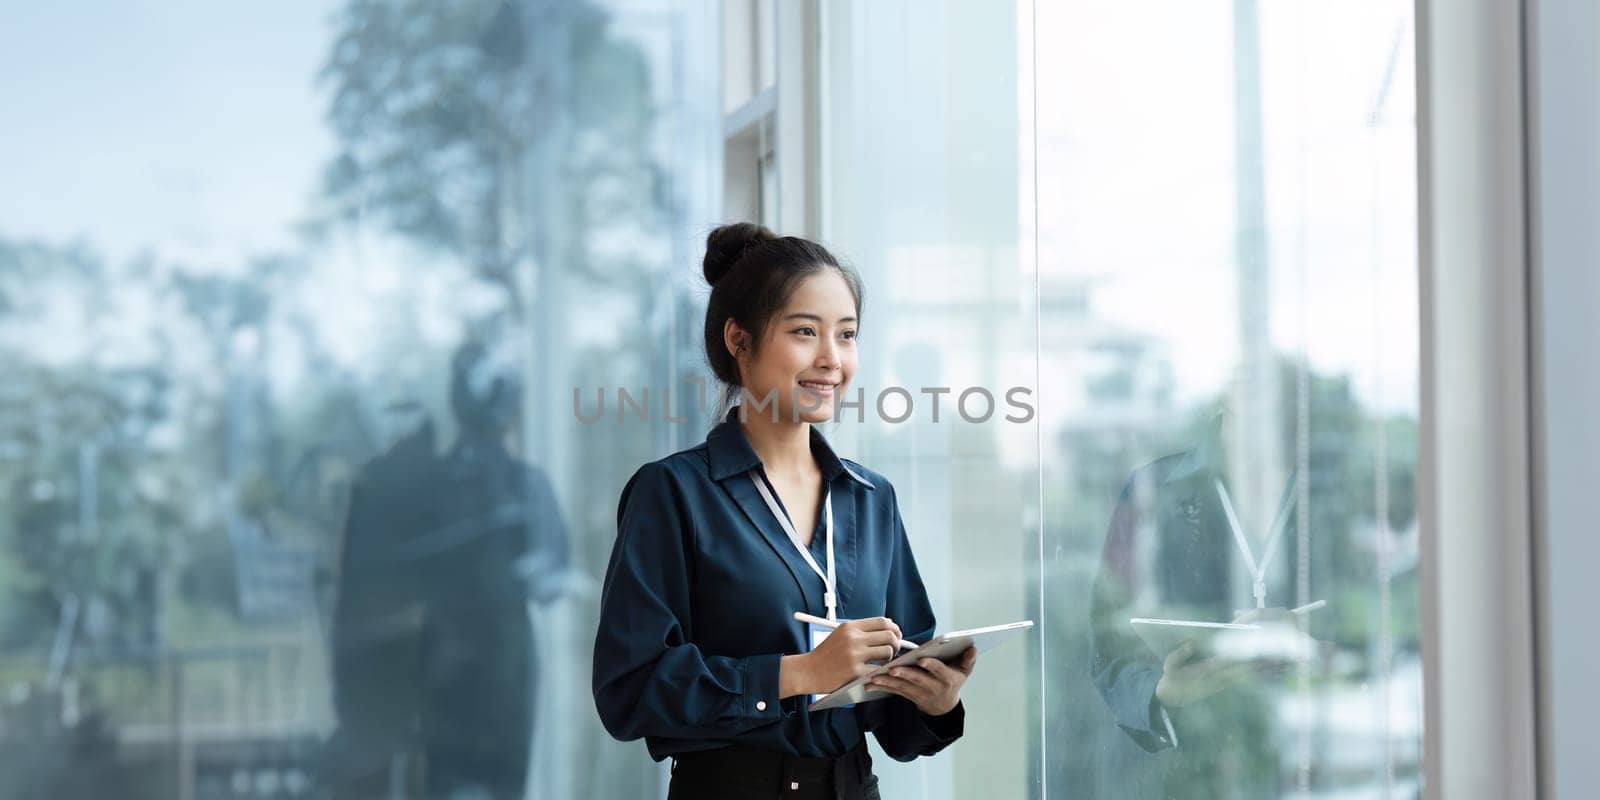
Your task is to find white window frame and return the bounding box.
[1415,1,1541,797]
[720,0,820,234]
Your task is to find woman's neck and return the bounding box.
[737,399,816,480]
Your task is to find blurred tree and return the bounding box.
[0,240,183,652]
[1273,358,1419,657]
[317,0,671,320]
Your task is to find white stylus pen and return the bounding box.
[793,612,919,652]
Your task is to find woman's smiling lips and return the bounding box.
[798,380,837,398]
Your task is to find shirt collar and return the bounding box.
[706,404,876,490]
[1165,414,1229,483]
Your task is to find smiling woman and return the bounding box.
[591,223,976,800]
[701,222,865,425]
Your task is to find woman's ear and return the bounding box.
[723,318,748,361]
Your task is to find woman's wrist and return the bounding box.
[779,653,815,699]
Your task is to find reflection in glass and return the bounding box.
[1090,414,1301,798]
[0,0,1423,796]
[326,340,570,799]
[0,0,716,797]
[1035,1,1421,797]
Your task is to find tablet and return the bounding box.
[808,620,1034,712]
[1129,618,1256,658]
[1130,617,1317,663]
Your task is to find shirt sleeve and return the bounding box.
[1089,480,1178,753]
[857,480,965,761]
[591,463,785,742]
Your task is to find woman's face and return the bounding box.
[735,269,858,424]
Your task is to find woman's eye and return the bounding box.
[794,326,816,336]
[842,330,857,340]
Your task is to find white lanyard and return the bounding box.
[1213,477,1295,609]
[748,468,837,622]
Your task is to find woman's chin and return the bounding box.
[793,401,836,423]
[800,409,834,424]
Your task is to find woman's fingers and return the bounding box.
[894,665,945,693]
[866,676,911,699]
[868,656,973,690]
[868,673,929,701]
[960,647,978,672]
[871,663,949,696]
[856,628,899,647]
[916,657,966,684]
[853,629,898,663]
[869,659,971,716]
[1164,641,1199,670]
[852,617,903,641]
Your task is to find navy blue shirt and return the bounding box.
[752,469,829,566]
[592,405,964,762]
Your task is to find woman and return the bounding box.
[592,223,977,799]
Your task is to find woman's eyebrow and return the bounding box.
[781,312,858,324]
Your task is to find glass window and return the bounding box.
[0,1,719,797]
[1032,1,1421,797]
[818,1,1038,798]
[0,1,1421,797]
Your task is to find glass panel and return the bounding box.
[819,2,1040,798]
[0,1,720,797]
[0,0,1423,797]
[1033,1,1421,798]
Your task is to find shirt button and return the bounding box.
[756,701,768,712]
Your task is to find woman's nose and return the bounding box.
[816,340,839,368]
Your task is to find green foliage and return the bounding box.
[0,243,185,649]
[317,0,666,308]
[320,0,537,278]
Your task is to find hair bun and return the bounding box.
[703,222,777,287]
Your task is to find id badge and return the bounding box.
[806,619,855,708]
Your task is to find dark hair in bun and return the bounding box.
[701,222,777,287]
[701,222,862,408]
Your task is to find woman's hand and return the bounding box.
[865,647,976,717]
[1154,611,1301,708]
[1153,641,1255,708]
[780,617,904,698]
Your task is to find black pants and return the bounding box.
[667,743,880,800]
